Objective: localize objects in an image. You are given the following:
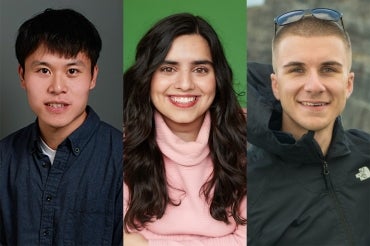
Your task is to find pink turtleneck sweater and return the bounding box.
[124,111,246,246]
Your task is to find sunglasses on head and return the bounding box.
[274,8,345,35]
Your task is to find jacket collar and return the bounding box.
[265,111,351,163]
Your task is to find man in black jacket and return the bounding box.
[247,8,370,246]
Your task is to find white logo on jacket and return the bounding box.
[355,166,370,181]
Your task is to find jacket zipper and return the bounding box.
[322,160,355,246]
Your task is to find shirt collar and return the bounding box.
[29,106,101,156]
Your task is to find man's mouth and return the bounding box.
[46,103,67,108]
[301,101,328,107]
[45,102,68,109]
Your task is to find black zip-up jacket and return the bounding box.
[247,62,370,246]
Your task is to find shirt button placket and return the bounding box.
[38,155,54,245]
[40,192,54,245]
[40,227,52,245]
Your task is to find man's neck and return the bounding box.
[38,111,87,150]
[312,128,333,156]
[281,116,335,156]
[284,125,334,157]
[40,129,70,150]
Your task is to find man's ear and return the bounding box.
[18,65,26,89]
[271,73,280,100]
[346,72,354,99]
[89,65,98,90]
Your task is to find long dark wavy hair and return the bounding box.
[123,13,246,231]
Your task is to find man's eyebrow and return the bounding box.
[30,60,87,67]
[282,61,305,69]
[30,61,50,67]
[321,61,343,67]
[282,61,344,69]
[65,60,87,67]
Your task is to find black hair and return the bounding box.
[15,8,102,74]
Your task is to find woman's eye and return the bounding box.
[194,67,209,73]
[160,66,175,73]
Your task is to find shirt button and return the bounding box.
[43,230,49,236]
[46,196,52,201]
[74,147,80,153]
[42,162,47,168]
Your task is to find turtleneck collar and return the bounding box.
[155,111,211,166]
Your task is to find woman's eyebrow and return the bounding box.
[162,59,213,65]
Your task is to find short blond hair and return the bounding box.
[272,16,352,70]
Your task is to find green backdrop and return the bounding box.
[123,0,247,107]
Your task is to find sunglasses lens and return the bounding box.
[274,8,345,35]
[312,8,341,21]
[276,10,304,26]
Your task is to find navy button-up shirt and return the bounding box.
[0,106,123,245]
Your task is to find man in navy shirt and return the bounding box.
[0,8,122,245]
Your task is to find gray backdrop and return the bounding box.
[0,0,123,139]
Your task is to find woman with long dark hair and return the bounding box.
[123,13,246,245]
